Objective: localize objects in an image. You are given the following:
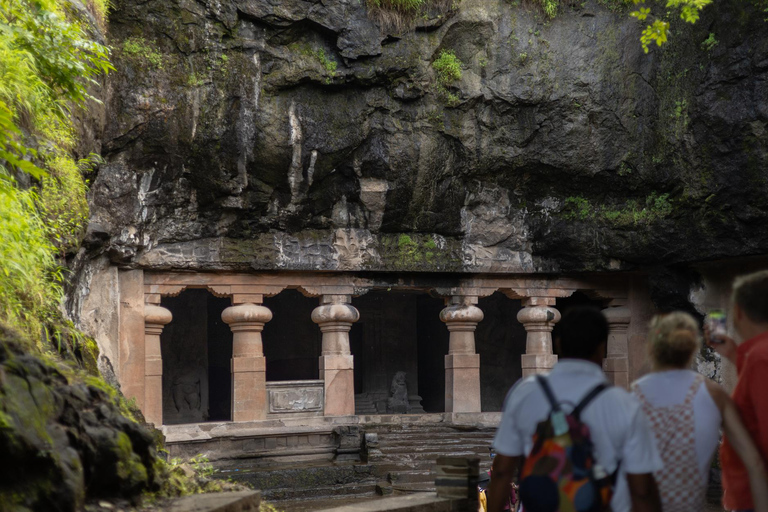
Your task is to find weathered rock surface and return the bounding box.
[88,0,768,272]
[0,327,161,511]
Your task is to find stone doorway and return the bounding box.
[350,291,446,414]
[476,292,526,412]
[262,289,321,381]
[160,289,233,424]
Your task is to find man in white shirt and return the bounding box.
[487,306,663,512]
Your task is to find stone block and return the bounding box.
[267,381,324,413]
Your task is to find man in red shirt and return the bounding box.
[710,270,768,512]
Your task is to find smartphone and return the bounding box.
[706,310,727,344]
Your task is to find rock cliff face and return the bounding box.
[88,0,768,273]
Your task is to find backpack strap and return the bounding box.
[572,382,610,421]
[534,375,561,412]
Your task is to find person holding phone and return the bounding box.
[707,270,768,512]
[633,312,768,512]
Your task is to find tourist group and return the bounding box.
[484,270,768,512]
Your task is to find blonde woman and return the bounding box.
[631,312,768,512]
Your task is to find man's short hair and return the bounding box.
[733,270,768,324]
[557,306,609,359]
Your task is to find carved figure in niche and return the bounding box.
[387,371,411,414]
[172,375,202,413]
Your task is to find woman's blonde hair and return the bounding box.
[647,312,702,368]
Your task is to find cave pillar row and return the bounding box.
[143,303,172,426]
[222,297,272,422]
[603,303,631,389]
[440,296,483,413]
[517,297,561,377]
[312,295,360,417]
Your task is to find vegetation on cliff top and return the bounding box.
[0,0,111,345]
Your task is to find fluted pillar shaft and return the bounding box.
[222,303,273,422]
[440,299,484,413]
[603,306,630,389]
[517,299,561,377]
[144,304,172,426]
[312,295,360,416]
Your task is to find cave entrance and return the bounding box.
[476,292,526,412]
[160,289,232,425]
[262,289,321,381]
[350,290,447,414]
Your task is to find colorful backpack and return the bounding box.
[518,376,615,512]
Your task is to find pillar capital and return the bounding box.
[522,296,556,307]
[516,304,561,329]
[311,303,360,328]
[603,305,631,324]
[144,304,172,335]
[440,303,484,332]
[222,303,272,328]
[320,294,353,305]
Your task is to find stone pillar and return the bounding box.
[603,306,630,389]
[144,304,172,426]
[517,298,561,377]
[222,303,272,422]
[311,295,360,416]
[440,299,483,413]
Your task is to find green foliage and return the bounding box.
[0,188,61,344]
[314,48,337,84]
[433,49,462,84]
[367,0,428,13]
[630,0,713,53]
[150,455,229,500]
[539,0,559,18]
[701,32,718,52]
[432,49,462,106]
[187,72,205,86]
[563,193,673,226]
[365,0,459,31]
[122,36,163,69]
[0,0,111,343]
[190,455,215,478]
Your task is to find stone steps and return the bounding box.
[378,443,492,455]
[364,424,496,496]
[213,421,498,508]
[387,469,433,484]
[267,482,379,502]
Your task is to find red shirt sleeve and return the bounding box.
[745,352,768,462]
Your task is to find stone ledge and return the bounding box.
[316,494,471,512]
[166,491,260,512]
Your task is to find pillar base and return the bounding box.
[320,355,355,416]
[521,353,558,377]
[232,356,267,422]
[603,357,629,389]
[445,354,481,413]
